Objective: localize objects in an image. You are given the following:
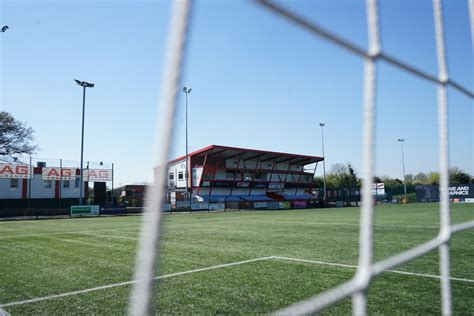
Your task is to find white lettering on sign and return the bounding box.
[449,186,470,196]
[0,164,31,179]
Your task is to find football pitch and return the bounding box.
[0,203,473,314]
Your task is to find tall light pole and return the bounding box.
[182,86,192,204]
[1,26,8,112]
[397,138,408,203]
[75,79,94,205]
[319,122,327,202]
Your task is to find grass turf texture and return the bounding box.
[0,203,472,314]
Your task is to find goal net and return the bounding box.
[128,0,474,314]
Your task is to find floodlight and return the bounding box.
[74,79,94,88]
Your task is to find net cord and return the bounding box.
[128,1,192,315]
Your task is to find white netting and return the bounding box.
[128,0,474,314]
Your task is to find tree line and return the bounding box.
[313,163,474,193]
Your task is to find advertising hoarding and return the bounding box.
[372,183,385,195]
[42,167,76,180]
[209,203,225,210]
[84,169,113,182]
[191,202,209,210]
[254,202,267,209]
[70,205,100,217]
[279,202,291,209]
[0,164,31,179]
[293,201,307,209]
[449,185,473,199]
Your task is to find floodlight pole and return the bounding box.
[75,80,94,205]
[1,25,8,112]
[183,87,192,207]
[79,86,87,205]
[398,138,408,203]
[319,123,327,202]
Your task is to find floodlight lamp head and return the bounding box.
[183,87,187,93]
[75,79,94,88]
[188,88,192,93]
[99,161,103,166]
[319,122,325,127]
[1,25,9,33]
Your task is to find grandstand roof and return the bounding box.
[168,145,324,165]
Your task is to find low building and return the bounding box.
[0,160,113,212]
[114,184,147,207]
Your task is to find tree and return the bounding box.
[313,176,325,188]
[427,172,439,185]
[326,163,360,188]
[0,111,38,157]
[373,176,382,183]
[414,172,428,184]
[449,167,471,184]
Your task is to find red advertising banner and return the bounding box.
[0,164,31,179]
[42,167,77,180]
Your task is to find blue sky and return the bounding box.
[1,0,472,185]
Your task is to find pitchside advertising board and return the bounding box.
[416,184,474,203]
[449,185,474,202]
[70,205,100,217]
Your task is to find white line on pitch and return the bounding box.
[272,256,474,283]
[0,227,138,239]
[0,256,273,308]
[247,220,440,229]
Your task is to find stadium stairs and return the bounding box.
[266,192,285,201]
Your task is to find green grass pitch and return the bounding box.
[0,203,473,314]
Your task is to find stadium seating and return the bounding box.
[196,194,315,203]
[241,195,272,201]
[198,195,273,202]
[283,194,316,200]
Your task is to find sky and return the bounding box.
[0,0,472,186]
